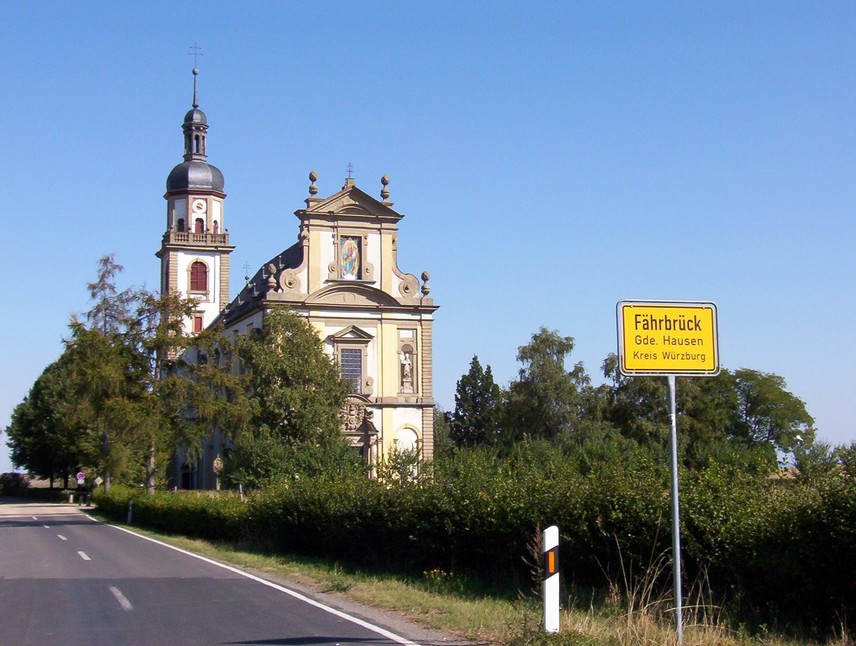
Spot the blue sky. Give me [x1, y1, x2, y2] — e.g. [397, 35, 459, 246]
[2, 2, 854, 472]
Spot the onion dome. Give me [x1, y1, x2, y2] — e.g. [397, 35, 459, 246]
[165, 68, 225, 195]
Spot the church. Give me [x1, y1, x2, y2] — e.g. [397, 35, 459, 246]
[156, 70, 438, 488]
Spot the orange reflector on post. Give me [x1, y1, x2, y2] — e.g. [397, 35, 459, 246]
[544, 546, 559, 577]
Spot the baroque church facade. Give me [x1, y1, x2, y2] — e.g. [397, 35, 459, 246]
[157, 71, 437, 488]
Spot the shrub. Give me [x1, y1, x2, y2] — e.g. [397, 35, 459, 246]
[0, 472, 29, 495]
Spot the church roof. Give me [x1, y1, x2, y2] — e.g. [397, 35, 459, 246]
[216, 241, 303, 327]
[184, 106, 207, 126]
[166, 160, 225, 193]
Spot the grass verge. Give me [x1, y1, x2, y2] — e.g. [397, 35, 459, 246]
[89, 511, 853, 646]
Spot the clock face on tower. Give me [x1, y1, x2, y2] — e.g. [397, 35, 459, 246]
[192, 198, 207, 213]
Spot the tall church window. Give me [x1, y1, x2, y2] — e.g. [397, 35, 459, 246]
[194, 218, 205, 234]
[340, 347, 363, 394]
[177, 218, 186, 232]
[190, 261, 208, 293]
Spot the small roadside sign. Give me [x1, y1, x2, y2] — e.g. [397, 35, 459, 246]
[76, 471, 85, 485]
[617, 300, 720, 376]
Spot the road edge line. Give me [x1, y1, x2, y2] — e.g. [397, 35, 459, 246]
[85, 515, 420, 646]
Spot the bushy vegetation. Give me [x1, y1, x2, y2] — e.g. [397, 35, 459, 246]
[0, 472, 29, 495]
[95, 441, 856, 639]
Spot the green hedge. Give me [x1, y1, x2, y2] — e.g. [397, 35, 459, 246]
[93, 449, 856, 635]
[94, 487, 249, 542]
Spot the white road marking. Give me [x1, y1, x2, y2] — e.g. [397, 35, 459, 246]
[109, 586, 133, 611]
[32, 516, 37, 520]
[90, 516, 421, 646]
[57, 535, 68, 541]
[43, 524, 50, 528]
[77, 551, 91, 561]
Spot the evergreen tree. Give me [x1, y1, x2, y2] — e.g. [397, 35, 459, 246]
[450, 355, 505, 447]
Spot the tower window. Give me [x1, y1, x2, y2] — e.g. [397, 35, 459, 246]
[194, 218, 205, 234]
[190, 261, 208, 293]
[177, 218, 186, 232]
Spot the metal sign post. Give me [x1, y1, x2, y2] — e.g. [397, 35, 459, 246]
[617, 300, 720, 646]
[667, 375, 683, 644]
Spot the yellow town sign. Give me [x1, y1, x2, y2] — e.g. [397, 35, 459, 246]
[617, 301, 720, 376]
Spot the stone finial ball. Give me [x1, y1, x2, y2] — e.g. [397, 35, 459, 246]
[381, 175, 390, 186]
[309, 170, 318, 182]
[421, 271, 430, 282]
[192, 68, 199, 75]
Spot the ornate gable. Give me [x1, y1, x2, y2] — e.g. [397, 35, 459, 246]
[302, 178, 401, 222]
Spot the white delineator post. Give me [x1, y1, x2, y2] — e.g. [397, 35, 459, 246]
[543, 525, 559, 633]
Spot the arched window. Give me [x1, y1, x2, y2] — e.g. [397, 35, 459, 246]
[190, 261, 208, 292]
[176, 218, 186, 232]
[194, 218, 204, 234]
[212, 220, 219, 234]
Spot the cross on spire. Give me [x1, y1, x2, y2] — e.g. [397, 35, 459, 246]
[188, 42, 204, 68]
[188, 43, 204, 108]
[347, 162, 354, 179]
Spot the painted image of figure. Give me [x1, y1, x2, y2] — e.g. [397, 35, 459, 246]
[341, 238, 360, 279]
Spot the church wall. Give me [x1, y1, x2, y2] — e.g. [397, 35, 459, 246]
[380, 234, 394, 294]
[309, 228, 327, 294]
[365, 231, 382, 283]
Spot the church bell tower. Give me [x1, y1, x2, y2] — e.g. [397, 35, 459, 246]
[156, 68, 233, 334]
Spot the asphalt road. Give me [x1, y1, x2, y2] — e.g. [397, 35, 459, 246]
[0, 500, 429, 646]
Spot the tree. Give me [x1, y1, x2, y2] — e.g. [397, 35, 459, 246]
[505, 327, 589, 442]
[601, 353, 670, 446]
[432, 406, 454, 458]
[131, 290, 252, 493]
[599, 354, 811, 471]
[69, 256, 252, 493]
[5, 354, 99, 487]
[450, 355, 505, 447]
[66, 253, 142, 492]
[731, 368, 815, 453]
[64, 321, 146, 492]
[237, 308, 350, 441]
[226, 308, 355, 485]
[9, 254, 253, 493]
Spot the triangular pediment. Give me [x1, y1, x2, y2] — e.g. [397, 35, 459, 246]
[328, 325, 374, 342]
[304, 184, 400, 219]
